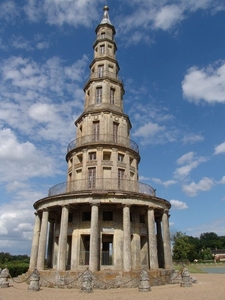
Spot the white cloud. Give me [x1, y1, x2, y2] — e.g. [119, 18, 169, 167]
[154, 5, 184, 30]
[182, 177, 215, 196]
[0, 55, 87, 143]
[174, 152, 207, 178]
[0, 1, 19, 21]
[182, 133, 204, 144]
[214, 141, 225, 155]
[170, 199, 188, 210]
[220, 176, 225, 185]
[152, 177, 177, 187]
[0, 128, 61, 183]
[182, 62, 225, 104]
[186, 218, 225, 237]
[133, 122, 165, 138]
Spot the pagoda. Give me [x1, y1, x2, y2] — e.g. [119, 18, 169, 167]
[29, 6, 172, 284]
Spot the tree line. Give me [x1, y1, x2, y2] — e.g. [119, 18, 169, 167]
[0, 252, 29, 277]
[172, 232, 225, 262]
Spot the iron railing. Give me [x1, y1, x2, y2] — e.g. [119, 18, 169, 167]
[48, 178, 156, 197]
[67, 134, 139, 154]
[93, 33, 115, 44]
[84, 70, 123, 86]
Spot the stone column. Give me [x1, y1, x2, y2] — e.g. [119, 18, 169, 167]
[46, 219, 54, 268]
[37, 209, 49, 270]
[57, 205, 69, 271]
[162, 209, 173, 269]
[156, 217, 164, 268]
[29, 212, 41, 270]
[123, 205, 131, 272]
[147, 207, 158, 269]
[89, 203, 99, 272]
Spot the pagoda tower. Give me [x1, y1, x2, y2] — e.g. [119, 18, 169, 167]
[29, 6, 172, 278]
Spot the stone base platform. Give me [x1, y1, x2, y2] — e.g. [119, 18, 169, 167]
[25, 269, 172, 289]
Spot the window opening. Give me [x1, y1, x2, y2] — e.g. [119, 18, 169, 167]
[89, 152, 96, 161]
[88, 167, 96, 189]
[98, 65, 104, 78]
[113, 122, 118, 143]
[110, 88, 115, 104]
[96, 87, 102, 103]
[93, 121, 100, 141]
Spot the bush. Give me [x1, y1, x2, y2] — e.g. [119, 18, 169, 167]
[0, 261, 29, 277]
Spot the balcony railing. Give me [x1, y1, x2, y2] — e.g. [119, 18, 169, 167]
[67, 134, 139, 154]
[48, 178, 156, 197]
[84, 70, 123, 86]
[93, 33, 115, 44]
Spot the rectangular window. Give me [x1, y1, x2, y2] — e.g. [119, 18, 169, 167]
[93, 121, 100, 141]
[101, 32, 105, 39]
[98, 65, 104, 78]
[113, 122, 118, 143]
[118, 153, 124, 162]
[100, 44, 105, 54]
[118, 168, 124, 189]
[88, 167, 96, 189]
[96, 87, 102, 103]
[140, 214, 145, 224]
[89, 152, 96, 160]
[103, 151, 111, 160]
[110, 88, 115, 104]
[69, 213, 73, 223]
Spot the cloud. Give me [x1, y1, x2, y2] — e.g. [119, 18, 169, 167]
[25, 0, 102, 27]
[214, 141, 225, 155]
[170, 199, 188, 210]
[0, 55, 88, 143]
[182, 177, 215, 196]
[152, 177, 177, 187]
[186, 218, 225, 237]
[174, 152, 207, 178]
[133, 122, 165, 138]
[0, 128, 61, 183]
[182, 133, 204, 144]
[182, 61, 225, 104]
[154, 5, 184, 30]
[0, 1, 19, 21]
[0, 189, 46, 254]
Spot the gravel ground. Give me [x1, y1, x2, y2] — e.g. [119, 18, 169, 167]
[0, 273, 225, 300]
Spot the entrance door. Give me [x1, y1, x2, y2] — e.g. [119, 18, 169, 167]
[101, 235, 113, 265]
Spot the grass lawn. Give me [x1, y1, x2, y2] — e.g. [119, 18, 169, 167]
[173, 264, 206, 273]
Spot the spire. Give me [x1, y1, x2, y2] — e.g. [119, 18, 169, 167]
[100, 6, 112, 25]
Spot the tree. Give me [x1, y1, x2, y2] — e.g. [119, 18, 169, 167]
[200, 232, 223, 249]
[172, 232, 192, 261]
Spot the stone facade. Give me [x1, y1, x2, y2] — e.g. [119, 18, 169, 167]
[29, 6, 172, 277]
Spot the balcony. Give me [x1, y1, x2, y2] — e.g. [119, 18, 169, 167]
[67, 134, 139, 154]
[48, 178, 156, 197]
[84, 70, 123, 87]
[93, 33, 116, 44]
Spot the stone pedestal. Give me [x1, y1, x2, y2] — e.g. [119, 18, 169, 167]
[28, 268, 40, 291]
[0, 267, 10, 288]
[81, 269, 93, 293]
[138, 268, 151, 292]
[180, 267, 192, 287]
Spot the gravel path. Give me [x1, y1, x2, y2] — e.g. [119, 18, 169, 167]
[0, 273, 225, 300]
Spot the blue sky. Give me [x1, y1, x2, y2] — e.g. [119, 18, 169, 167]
[0, 0, 225, 255]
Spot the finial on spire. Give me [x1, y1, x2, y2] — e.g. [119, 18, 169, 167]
[100, 5, 112, 25]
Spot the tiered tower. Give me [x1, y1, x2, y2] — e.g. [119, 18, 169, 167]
[29, 6, 172, 277]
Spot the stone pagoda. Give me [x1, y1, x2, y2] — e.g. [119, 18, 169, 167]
[29, 6, 172, 283]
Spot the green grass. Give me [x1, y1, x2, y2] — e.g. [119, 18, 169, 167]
[173, 265, 206, 274]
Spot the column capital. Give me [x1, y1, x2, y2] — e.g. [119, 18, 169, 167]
[122, 204, 131, 208]
[148, 206, 154, 211]
[90, 202, 100, 207]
